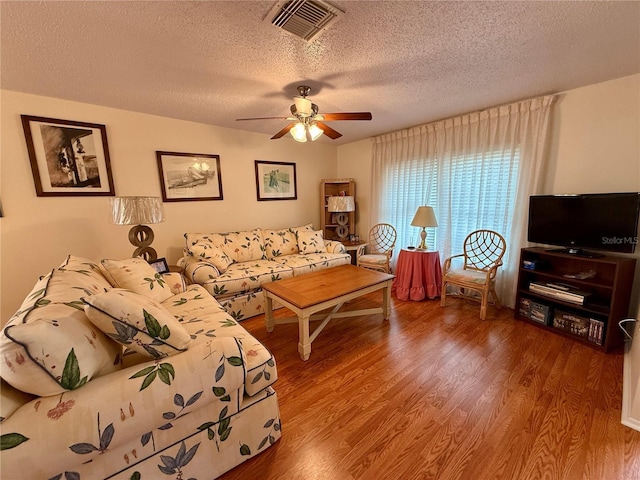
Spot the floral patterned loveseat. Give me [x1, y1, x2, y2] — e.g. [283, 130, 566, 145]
[179, 224, 351, 320]
[0, 255, 281, 480]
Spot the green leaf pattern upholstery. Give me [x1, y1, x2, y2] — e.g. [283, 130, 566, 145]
[83, 289, 192, 359]
[0, 257, 282, 479]
[181, 226, 350, 320]
[0, 256, 122, 396]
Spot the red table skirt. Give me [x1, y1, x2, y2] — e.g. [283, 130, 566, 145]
[392, 249, 442, 301]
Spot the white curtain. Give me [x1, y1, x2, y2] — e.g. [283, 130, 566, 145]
[370, 95, 556, 307]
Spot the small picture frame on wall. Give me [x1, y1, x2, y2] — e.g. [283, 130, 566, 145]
[148, 257, 169, 274]
[156, 151, 223, 202]
[254, 160, 297, 201]
[21, 115, 115, 197]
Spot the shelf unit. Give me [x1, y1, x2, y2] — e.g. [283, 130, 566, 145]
[514, 247, 636, 352]
[320, 178, 356, 241]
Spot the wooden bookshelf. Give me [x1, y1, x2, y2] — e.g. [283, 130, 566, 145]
[320, 178, 356, 241]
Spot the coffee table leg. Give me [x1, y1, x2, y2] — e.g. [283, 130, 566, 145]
[382, 282, 391, 320]
[298, 314, 311, 361]
[265, 294, 275, 333]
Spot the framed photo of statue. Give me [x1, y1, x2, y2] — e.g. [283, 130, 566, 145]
[156, 151, 223, 202]
[254, 160, 297, 201]
[21, 115, 115, 197]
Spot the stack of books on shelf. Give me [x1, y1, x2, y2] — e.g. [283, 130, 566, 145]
[587, 318, 605, 346]
[552, 310, 605, 346]
[528, 281, 592, 305]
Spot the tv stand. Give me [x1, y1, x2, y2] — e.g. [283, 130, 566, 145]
[516, 247, 636, 352]
[547, 248, 604, 259]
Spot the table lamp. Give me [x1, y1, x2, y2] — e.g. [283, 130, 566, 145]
[327, 195, 355, 239]
[110, 196, 165, 261]
[411, 206, 438, 250]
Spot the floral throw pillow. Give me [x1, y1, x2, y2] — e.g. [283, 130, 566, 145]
[297, 230, 327, 254]
[83, 289, 191, 359]
[100, 257, 173, 303]
[187, 244, 233, 273]
[263, 228, 299, 259]
[0, 257, 122, 397]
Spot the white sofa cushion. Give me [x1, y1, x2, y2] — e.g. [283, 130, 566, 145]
[101, 257, 174, 303]
[196, 260, 293, 300]
[263, 228, 299, 259]
[185, 229, 264, 264]
[262, 223, 312, 259]
[272, 252, 351, 276]
[0, 256, 122, 396]
[296, 230, 327, 254]
[161, 285, 278, 396]
[84, 289, 192, 359]
[188, 245, 233, 273]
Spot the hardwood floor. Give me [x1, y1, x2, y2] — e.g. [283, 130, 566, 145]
[220, 294, 640, 480]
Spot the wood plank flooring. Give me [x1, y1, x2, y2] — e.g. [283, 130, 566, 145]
[219, 293, 640, 480]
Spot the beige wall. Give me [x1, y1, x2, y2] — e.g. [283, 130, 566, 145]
[336, 138, 373, 238]
[545, 73, 640, 194]
[1, 91, 337, 322]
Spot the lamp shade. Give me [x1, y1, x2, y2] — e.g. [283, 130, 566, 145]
[411, 206, 438, 227]
[327, 196, 355, 212]
[110, 196, 165, 225]
[290, 122, 307, 143]
[308, 123, 323, 141]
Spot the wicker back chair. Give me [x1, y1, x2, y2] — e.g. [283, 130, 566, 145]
[357, 223, 397, 273]
[440, 229, 506, 320]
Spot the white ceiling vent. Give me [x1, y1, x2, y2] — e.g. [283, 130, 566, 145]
[264, 0, 344, 42]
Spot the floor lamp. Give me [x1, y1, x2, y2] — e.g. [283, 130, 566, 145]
[411, 206, 438, 250]
[110, 196, 165, 261]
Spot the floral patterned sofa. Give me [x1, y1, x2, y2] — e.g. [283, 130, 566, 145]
[0, 255, 281, 480]
[179, 224, 351, 320]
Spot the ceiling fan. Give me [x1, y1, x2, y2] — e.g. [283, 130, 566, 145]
[236, 85, 372, 142]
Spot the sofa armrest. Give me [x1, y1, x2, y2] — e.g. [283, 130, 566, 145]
[324, 240, 346, 254]
[0, 338, 246, 478]
[178, 256, 220, 284]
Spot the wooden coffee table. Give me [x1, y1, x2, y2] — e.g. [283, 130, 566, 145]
[262, 264, 394, 360]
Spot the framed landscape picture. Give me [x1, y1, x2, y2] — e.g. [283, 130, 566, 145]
[156, 151, 223, 202]
[21, 115, 115, 196]
[255, 160, 297, 201]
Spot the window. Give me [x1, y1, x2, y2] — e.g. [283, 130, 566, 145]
[380, 148, 519, 258]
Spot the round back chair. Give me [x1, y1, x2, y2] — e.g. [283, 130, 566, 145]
[440, 229, 506, 320]
[357, 223, 397, 273]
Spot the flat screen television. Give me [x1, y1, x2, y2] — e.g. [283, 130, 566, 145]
[528, 192, 640, 256]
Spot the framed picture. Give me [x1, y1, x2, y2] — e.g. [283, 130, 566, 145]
[254, 160, 297, 201]
[148, 257, 169, 274]
[156, 151, 223, 202]
[21, 115, 115, 196]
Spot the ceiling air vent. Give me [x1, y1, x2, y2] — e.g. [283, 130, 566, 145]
[264, 0, 344, 42]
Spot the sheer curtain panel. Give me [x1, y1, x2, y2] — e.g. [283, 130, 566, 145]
[371, 95, 556, 308]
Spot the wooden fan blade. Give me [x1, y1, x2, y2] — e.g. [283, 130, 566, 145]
[236, 116, 289, 121]
[271, 123, 295, 139]
[316, 122, 342, 139]
[320, 112, 372, 121]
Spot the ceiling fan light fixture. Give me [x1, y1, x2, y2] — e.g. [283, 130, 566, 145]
[308, 123, 323, 141]
[291, 122, 307, 142]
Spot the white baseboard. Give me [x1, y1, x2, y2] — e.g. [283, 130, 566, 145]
[622, 341, 640, 432]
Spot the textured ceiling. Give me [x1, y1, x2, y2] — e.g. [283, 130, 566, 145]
[1, 1, 639, 145]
